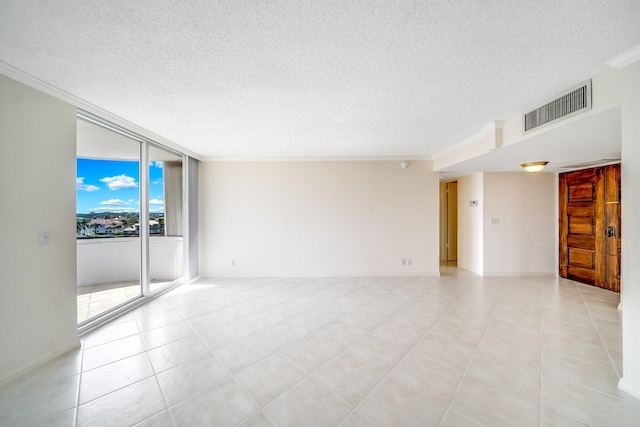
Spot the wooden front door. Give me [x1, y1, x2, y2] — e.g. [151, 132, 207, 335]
[559, 164, 621, 292]
[603, 165, 621, 292]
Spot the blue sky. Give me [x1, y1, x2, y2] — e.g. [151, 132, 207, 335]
[76, 159, 165, 214]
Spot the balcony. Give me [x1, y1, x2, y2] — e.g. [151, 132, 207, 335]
[77, 237, 183, 323]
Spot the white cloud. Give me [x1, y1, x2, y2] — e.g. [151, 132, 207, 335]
[88, 206, 139, 213]
[151, 161, 163, 168]
[152, 178, 163, 185]
[100, 174, 138, 190]
[149, 198, 164, 205]
[100, 199, 127, 206]
[76, 177, 100, 192]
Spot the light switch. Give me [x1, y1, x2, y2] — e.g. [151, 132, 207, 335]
[490, 218, 500, 225]
[40, 230, 50, 244]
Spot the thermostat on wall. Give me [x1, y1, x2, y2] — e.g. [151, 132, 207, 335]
[469, 200, 478, 207]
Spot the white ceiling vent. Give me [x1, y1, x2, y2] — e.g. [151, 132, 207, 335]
[524, 80, 592, 133]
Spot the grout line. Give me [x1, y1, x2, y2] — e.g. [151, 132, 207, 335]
[73, 339, 85, 427]
[226, 278, 362, 423]
[335, 328, 440, 423]
[436, 276, 512, 427]
[226, 279, 426, 425]
[336, 277, 490, 425]
[576, 281, 623, 379]
[239, 301, 389, 411]
[140, 328, 174, 427]
[540, 278, 625, 426]
[14, 274, 630, 426]
[539, 275, 544, 427]
[161, 306, 245, 425]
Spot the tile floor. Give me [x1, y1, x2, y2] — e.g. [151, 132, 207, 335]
[77, 280, 173, 323]
[2, 267, 640, 426]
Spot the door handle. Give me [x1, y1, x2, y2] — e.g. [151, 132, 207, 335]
[607, 226, 616, 237]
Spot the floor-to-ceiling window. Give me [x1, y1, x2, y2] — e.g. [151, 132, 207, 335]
[148, 144, 184, 293]
[76, 111, 186, 327]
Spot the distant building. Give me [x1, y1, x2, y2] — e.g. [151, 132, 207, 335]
[135, 220, 164, 235]
[87, 218, 124, 235]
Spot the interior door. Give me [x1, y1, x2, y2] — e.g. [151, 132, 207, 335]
[559, 165, 621, 292]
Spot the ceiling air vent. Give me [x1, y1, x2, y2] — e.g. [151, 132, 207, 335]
[524, 80, 592, 133]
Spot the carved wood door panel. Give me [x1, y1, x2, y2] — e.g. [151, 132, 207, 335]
[559, 164, 620, 292]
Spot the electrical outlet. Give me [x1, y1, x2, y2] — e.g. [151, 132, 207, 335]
[401, 259, 406, 266]
[408, 259, 412, 266]
[39, 230, 50, 244]
[231, 260, 235, 266]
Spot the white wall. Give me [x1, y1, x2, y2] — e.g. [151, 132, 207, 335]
[457, 173, 484, 275]
[0, 74, 79, 385]
[483, 172, 556, 275]
[77, 238, 183, 286]
[456, 172, 556, 276]
[619, 59, 640, 399]
[199, 160, 440, 277]
[439, 182, 447, 261]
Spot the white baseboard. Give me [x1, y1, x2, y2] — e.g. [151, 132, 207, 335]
[482, 271, 557, 277]
[456, 266, 483, 276]
[199, 271, 442, 278]
[0, 339, 81, 389]
[618, 377, 640, 400]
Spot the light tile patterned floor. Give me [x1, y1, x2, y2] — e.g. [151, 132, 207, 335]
[77, 280, 173, 323]
[2, 268, 640, 426]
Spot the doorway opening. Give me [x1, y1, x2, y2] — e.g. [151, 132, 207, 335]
[440, 181, 458, 273]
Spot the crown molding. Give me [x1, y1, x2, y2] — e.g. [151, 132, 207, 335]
[606, 44, 640, 69]
[0, 61, 202, 161]
[202, 155, 433, 162]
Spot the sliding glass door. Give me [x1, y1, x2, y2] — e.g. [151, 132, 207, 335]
[148, 145, 184, 293]
[76, 117, 142, 323]
[76, 112, 186, 326]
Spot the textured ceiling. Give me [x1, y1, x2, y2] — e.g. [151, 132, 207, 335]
[1, 1, 639, 159]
